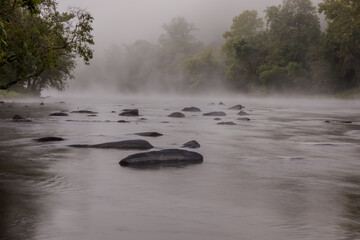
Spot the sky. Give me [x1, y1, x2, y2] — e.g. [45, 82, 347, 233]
[57, 0, 291, 52]
[55, 0, 323, 89]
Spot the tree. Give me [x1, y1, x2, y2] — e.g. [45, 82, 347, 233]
[319, 0, 360, 90]
[259, 0, 321, 91]
[222, 10, 265, 90]
[0, 0, 94, 93]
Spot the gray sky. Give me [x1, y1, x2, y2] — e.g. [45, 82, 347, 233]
[57, 0, 291, 52]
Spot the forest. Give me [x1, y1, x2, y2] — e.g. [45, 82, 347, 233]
[0, 0, 359, 96]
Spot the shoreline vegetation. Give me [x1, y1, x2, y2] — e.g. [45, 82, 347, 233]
[1, 0, 359, 97]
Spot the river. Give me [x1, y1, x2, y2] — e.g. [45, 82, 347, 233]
[0, 95, 359, 240]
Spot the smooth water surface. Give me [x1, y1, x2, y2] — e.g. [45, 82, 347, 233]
[0, 96, 359, 240]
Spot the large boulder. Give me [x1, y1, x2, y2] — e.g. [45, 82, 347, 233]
[119, 109, 139, 116]
[182, 107, 201, 112]
[119, 149, 203, 167]
[69, 139, 153, 150]
[203, 111, 226, 116]
[168, 112, 185, 118]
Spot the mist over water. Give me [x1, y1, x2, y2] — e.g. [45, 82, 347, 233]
[1, 94, 360, 239]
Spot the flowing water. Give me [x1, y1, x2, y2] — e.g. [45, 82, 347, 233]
[0, 95, 359, 240]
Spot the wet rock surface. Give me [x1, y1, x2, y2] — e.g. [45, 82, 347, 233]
[238, 111, 249, 116]
[168, 112, 185, 118]
[229, 104, 244, 110]
[69, 139, 153, 150]
[50, 112, 69, 116]
[119, 109, 139, 116]
[71, 110, 98, 114]
[35, 137, 65, 142]
[119, 149, 203, 167]
[134, 132, 163, 137]
[182, 107, 201, 112]
[203, 111, 226, 116]
[217, 122, 237, 125]
[182, 140, 200, 148]
[12, 114, 32, 122]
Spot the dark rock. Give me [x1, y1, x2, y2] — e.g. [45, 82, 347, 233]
[119, 149, 203, 167]
[59, 101, 66, 104]
[119, 109, 139, 116]
[12, 114, 32, 122]
[208, 102, 215, 105]
[0, 101, 5, 104]
[111, 111, 116, 113]
[182, 107, 201, 112]
[238, 117, 250, 121]
[135, 132, 163, 137]
[71, 110, 98, 114]
[50, 112, 68, 116]
[182, 140, 200, 148]
[203, 111, 226, 116]
[217, 122, 237, 125]
[325, 120, 352, 124]
[117, 120, 129, 123]
[160, 121, 170, 123]
[87, 114, 97, 117]
[238, 111, 249, 116]
[229, 104, 244, 110]
[12, 114, 25, 120]
[168, 112, 185, 118]
[140, 118, 147, 120]
[40, 102, 44, 105]
[35, 137, 65, 142]
[214, 118, 221, 121]
[69, 139, 153, 150]
[219, 102, 225, 105]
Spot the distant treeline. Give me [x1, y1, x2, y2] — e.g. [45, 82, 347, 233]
[96, 0, 358, 95]
[1, 0, 360, 95]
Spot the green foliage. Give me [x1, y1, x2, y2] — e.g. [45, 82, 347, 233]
[182, 49, 224, 90]
[319, 0, 360, 90]
[0, 0, 94, 93]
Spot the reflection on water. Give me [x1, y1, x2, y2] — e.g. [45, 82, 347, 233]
[0, 96, 359, 240]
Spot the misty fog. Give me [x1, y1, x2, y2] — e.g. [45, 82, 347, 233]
[56, 0, 324, 94]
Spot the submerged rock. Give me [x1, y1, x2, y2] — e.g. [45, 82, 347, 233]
[217, 122, 237, 125]
[214, 118, 221, 121]
[119, 109, 139, 116]
[325, 120, 352, 124]
[168, 112, 185, 118]
[12, 114, 32, 122]
[71, 110, 98, 114]
[87, 114, 97, 117]
[35, 137, 65, 142]
[182, 140, 200, 148]
[117, 120, 129, 123]
[238, 117, 250, 121]
[238, 111, 249, 116]
[203, 111, 226, 116]
[182, 107, 201, 112]
[134, 132, 163, 137]
[0, 101, 5, 104]
[50, 112, 68, 116]
[69, 139, 153, 150]
[219, 102, 225, 105]
[119, 149, 203, 167]
[229, 104, 244, 110]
